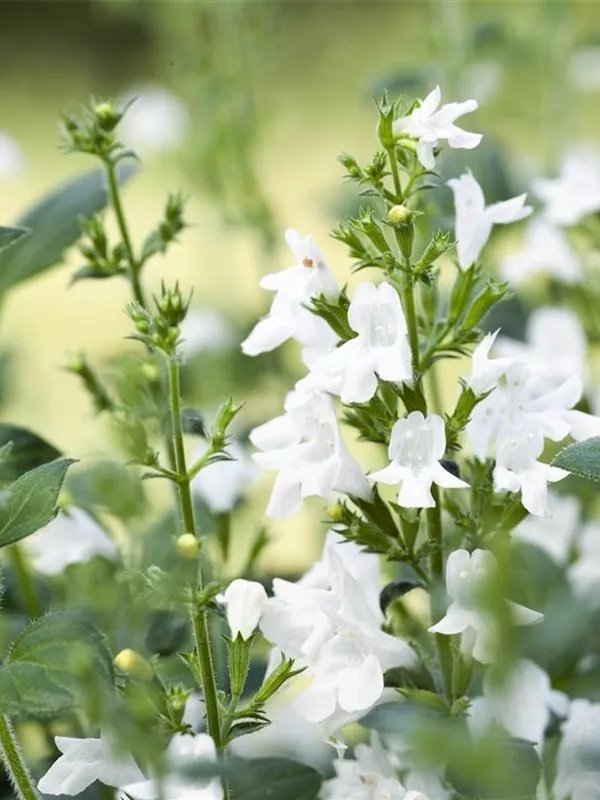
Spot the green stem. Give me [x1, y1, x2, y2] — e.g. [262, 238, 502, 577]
[167, 358, 223, 751]
[385, 146, 403, 200]
[103, 158, 146, 307]
[401, 278, 420, 376]
[0, 716, 38, 800]
[8, 546, 40, 619]
[426, 485, 453, 701]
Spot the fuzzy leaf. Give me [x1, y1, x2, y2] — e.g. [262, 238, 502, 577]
[0, 458, 76, 547]
[0, 164, 136, 294]
[0, 424, 62, 482]
[0, 612, 113, 719]
[552, 438, 600, 482]
[229, 758, 321, 800]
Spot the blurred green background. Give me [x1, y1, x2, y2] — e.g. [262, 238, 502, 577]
[0, 0, 599, 571]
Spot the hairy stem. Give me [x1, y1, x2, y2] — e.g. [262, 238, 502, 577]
[401, 278, 420, 376]
[0, 716, 38, 800]
[103, 158, 146, 307]
[167, 358, 223, 750]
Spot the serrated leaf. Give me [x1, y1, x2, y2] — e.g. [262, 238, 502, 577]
[0, 612, 113, 719]
[0, 163, 136, 294]
[229, 758, 321, 800]
[0, 458, 76, 547]
[0, 424, 62, 482]
[552, 437, 600, 482]
[0, 225, 29, 254]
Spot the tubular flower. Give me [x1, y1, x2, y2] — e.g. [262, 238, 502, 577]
[448, 171, 531, 269]
[250, 390, 370, 518]
[429, 549, 543, 663]
[305, 281, 412, 403]
[241, 228, 338, 358]
[221, 578, 268, 640]
[392, 86, 481, 169]
[368, 411, 468, 508]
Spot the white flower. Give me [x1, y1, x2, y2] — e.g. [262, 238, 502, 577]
[241, 228, 338, 357]
[250, 390, 370, 518]
[38, 732, 144, 796]
[447, 171, 532, 269]
[468, 659, 567, 745]
[369, 411, 468, 508]
[493, 424, 567, 517]
[221, 579, 268, 639]
[499, 218, 581, 285]
[306, 282, 412, 403]
[496, 308, 587, 387]
[533, 147, 600, 226]
[392, 86, 481, 170]
[554, 700, 600, 800]
[259, 533, 416, 726]
[118, 85, 189, 154]
[24, 507, 117, 576]
[191, 442, 255, 514]
[179, 309, 235, 360]
[513, 492, 580, 563]
[231, 684, 332, 772]
[121, 733, 221, 800]
[0, 132, 25, 180]
[429, 549, 542, 663]
[320, 736, 427, 800]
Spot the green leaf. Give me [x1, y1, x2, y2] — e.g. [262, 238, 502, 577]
[0, 226, 30, 254]
[0, 612, 113, 719]
[0, 424, 62, 482]
[229, 758, 321, 800]
[552, 437, 600, 482]
[0, 163, 136, 294]
[0, 458, 76, 547]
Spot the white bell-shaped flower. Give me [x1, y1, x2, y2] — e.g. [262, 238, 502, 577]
[241, 228, 338, 357]
[392, 86, 482, 170]
[554, 700, 600, 800]
[448, 171, 532, 269]
[221, 579, 268, 640]
[321, 735, 428, 800]
[307, 281, 412, 403]
[24, 507, 117, 576]
[259, 533, 416, 726]
[38, 731, 144, 796]
[468, 659, 568, 745]
[533, 147, 600, 226]
[368, 411, 468, 508]
[493, 425, 567, 517]
[499, 218, 581, 285]
[120, 733, 221, 800]
[429, 549, 542, 663]
[250, 390, 370, 518]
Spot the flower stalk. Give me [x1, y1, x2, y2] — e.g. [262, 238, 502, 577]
[0, 716, 38, 800]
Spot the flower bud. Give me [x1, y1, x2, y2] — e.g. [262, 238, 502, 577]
[176, 533, 200, 559]
[114, 648, 154, 681]
[93, 101, 121, 131]
[222, 579, 268, 640]
[326, 502, 344, 522]
[388, 205, 411, 225]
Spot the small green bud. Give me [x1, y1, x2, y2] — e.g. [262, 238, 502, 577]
[388, 205, 415, 262]
[114, 648, 154, 681]
[176, 533, 200, 559]
[326, 502, 344, 522]
[141, 362, 159, 381]
[376, 92, 395, 149]
[93, 101, 121, 131]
